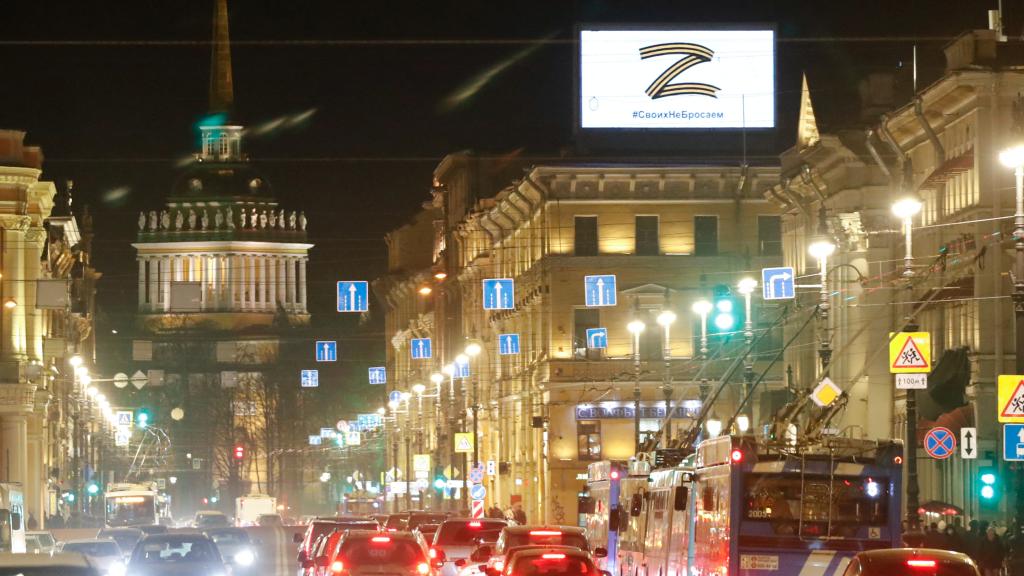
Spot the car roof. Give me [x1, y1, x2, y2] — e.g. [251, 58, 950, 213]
[141, 533, 213, 543]
[858, 548, 975, 563]
[441, 518, 507, 524]
[26, 531, 53, 536]
[0, 552, 95, 567]
[99, 527, 143, 534]
[503, 526, 585, 535]
[195, 510, 226, 515]
[64, 539, 121, 545]
[204, 527, 247, 534]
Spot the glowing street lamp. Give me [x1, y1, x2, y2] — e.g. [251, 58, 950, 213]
[892, 197, 922, 278]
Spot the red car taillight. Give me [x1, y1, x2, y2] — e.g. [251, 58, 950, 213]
[428, 548, 438, 559]
[371, 536, 392, 543]
[331, 560, 345, 573]
[541, 554, 566, 560]
[907, 559, 937, 569]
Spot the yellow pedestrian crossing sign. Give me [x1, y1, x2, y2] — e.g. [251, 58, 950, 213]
[889, 332, 931, 374]
[998, 375, 1024, 423]
[454, 433, 475, 454]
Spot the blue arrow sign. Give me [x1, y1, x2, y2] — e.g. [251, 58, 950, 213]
[455, 359, 470, 379]
[300, 369, 319, 388]
[368, 367, 387, 385]
[315, 341, 337, 362]
[1004, 424, 1024, 461]
[584, 275, 617, 307]
[470, 483, 487, 500]
[482, 278, 515, 310]
[410, 338, 432, 359]
[499, 333, 521, 355]
[388, 390, 403, 404]
[336, 281, 369, 313]
[761, 267, 795, 300]
[586, 327, 609, 350]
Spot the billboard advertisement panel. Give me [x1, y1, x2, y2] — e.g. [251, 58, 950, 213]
[579, 28, 775, 129]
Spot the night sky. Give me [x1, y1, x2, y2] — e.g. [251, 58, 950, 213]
[0, 0, 1010, 370]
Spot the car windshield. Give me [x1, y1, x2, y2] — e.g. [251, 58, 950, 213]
[196, 514, 228, 527]
[860, 557, 978, 576]
[436, 521, 507, 545]
[506, 532, 588, 551]
[0, 569, 97, 576]
[339, 538, 424, 565]
[408, 514, 447, 529]
[63, 541, 122, 557]
[207, 530, 249, 545]
[133, 537, 218, 563]
[98, 531, 141, 553]
[513, 555, 595, 576]
[385, 515, 406, 530]
[29, 534, 54, 547]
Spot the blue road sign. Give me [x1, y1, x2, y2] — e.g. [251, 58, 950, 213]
[388, 390, 403, 404]
[584, 275, 617, 307]
[455, 359, 470, 379]
[337, 281, 369, 313]
[316, 341, 337, 362]
[499, 333, 521, 355]
[410, 338, 433, 359]
[586, 327, 609, 350]
[482, 278, 515, 310]
[309, 435, 322, 446]
[368, 367, 387, 385]
[470, 483, 487, 500]
[300, 369, 319, 388]
[1004, 424, 1024, 461]
[923, 427, 955, 460]
[761, 267, 795, 300]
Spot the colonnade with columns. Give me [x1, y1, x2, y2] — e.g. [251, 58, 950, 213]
[137, 252, 307, 313]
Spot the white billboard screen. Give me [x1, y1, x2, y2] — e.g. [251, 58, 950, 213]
[579, 29, 775, 129]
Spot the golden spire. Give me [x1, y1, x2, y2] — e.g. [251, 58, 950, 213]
[209, 0, 234, 114]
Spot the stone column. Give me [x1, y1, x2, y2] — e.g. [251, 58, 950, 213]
[200, 255, 207, 310]
[248, 255, 257, 310]
[161, 256, 171, 312]
[137, 259, 146, 310]
[1, 414, 28, 492]
[26, 410, 43, 530]
[11, 229, 25, 356]
[147, 257, 158, 311]
[268, 256, 278, 310]
[277, 257, 287, 308]
[238, 254, 247, 310]
[25, 231, 43, 360]
[299, 258, 307, 312]
[259, 257, 268, 310]
[227, 255, 236, 309]
[286, 257, 297, 310]
[0, 229, 12, 358]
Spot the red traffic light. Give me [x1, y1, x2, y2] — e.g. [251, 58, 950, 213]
[233, 444, 245, 460]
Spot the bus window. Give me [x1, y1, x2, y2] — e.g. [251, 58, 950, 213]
[702, 487, 715, 511]
[673, 487, 688, 511]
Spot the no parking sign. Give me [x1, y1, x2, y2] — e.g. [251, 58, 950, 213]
[923, 427, 956, 460]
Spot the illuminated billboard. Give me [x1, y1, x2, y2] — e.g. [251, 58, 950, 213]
[579, 28, 775, 129]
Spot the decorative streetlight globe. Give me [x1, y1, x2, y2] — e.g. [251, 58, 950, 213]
[430, 373, 444, 384]
[692, 300, 712, 316]
[412, 383, 426, 395]
[69, 355, 83, 369]
[737, 277, 758, 295]
[627, 319, 646, 335]
[656, 310, 676, 327]
[706, 414, 724, 438]
[999, 144, 1024, 169]
[171, 407, 185, 421]
[891, 197, 922, 219]
[465, 342, 482, 357]
[808, 237, 836, 260]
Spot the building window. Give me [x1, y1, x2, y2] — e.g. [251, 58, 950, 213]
[575, 216, 598, 256]
[635, 216, 659, 256]
[694, 216, 718, 256]
[573, 308, 601, 359]
[639, 419, 660, 449]
[577, 420, 601, 461]
[638, 320, 662, 361]
[758, 216, 782, 256]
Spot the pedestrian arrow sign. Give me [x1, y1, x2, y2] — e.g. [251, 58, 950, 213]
[482, 279, 515, 310]
[961, 427, 977, 459]
[584, 275, 617, 307]
[889, 332, 931, 374]
[336, 281, 369, 313]
[499, 333, 520, 355]
[998, 375, 1024, 423]
[410, 338, 432, 360]
[761, 266, 795, 300]
[1004, 424, 1024, 461]
[316, 341, 337, 362]
[368, 367, 387, 385]
[586, 327, 608, 350]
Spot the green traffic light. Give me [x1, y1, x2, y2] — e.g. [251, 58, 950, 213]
[433, 477, 447, 490]
[981, 485, 995, 499]
[86, 483, 99, 495]
[981, 473, 996, 485]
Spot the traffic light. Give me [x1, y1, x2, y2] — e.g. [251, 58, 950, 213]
[86, 482, 100, 496]
[433, 474, 447, 491]
[710, 284, 738, 334]
[136, 409, 150, 428]
[979, 467, 999, 504]
[62, 490, 76, 503]
[233, 444, 245, 460]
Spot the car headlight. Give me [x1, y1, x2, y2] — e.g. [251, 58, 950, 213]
[235, 548, 256, 566]
[107, 562, 127, 576]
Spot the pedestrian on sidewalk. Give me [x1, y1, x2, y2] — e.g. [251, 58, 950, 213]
[978, 526, 1005, 576]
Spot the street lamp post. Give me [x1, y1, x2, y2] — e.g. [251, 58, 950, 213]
[465, 342, 482, 473]
[442, 363, 457, 512]
[737, 277, 758, 428]
[656, 310, 676, 445]
[808, 234, 837, 372]
[892, 195, 922, 531]
[1001, 144, 1024, 532]
[692, 300, 712, 406]
[627, 319, 646, 454]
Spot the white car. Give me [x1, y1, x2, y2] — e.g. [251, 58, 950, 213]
[25, 531, 56, 554]
[58, 539, 127, 576]
[430, 519, 507, 576]
[0, 551, 104, 575]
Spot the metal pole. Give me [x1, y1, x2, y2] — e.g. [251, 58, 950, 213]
[405, 431, 412, 511]
[448, 374, 457, 513]
[699, 312, 710, 406]
[472, 377, 479, 473]
[743, 291, 755, 414]
[633, 331, 642, 454]
[1013, 165, 1024, 528]
[901, 212, 920, 531]
[818, 254, 832, 371]
[661, 322, 672, 445]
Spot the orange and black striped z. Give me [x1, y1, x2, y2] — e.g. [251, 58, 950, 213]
[639, 42, 720, 99]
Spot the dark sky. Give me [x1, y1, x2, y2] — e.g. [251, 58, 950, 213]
[0, 0, 1008, 361]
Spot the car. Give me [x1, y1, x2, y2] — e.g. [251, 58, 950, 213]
[125, 533, 228, 576]
[0, 551, 104, 575]
[301, 519, 384, 576]
[58, 539, 127, 576]
[257, 513, 283, 527]
[430, 518, 508, 576]
[504, 549, 601, 576]
[841, 548, 981, 576]
[25, 531, 56, 554]
[296, 520, 349, 575]
[204, 527, 258, 573]
[472, 526, 602, 576]
[136, 525, 168, 536]
[193, 510, 230, 529]
[96, 527, 145, 560]
[479, 545, 578, 576]
[384, 513, 408, 532]
[416, 524, 440, 543]
[327, 530, 433, 576]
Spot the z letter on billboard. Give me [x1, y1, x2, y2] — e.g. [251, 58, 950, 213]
[579, 28, 775, 130]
